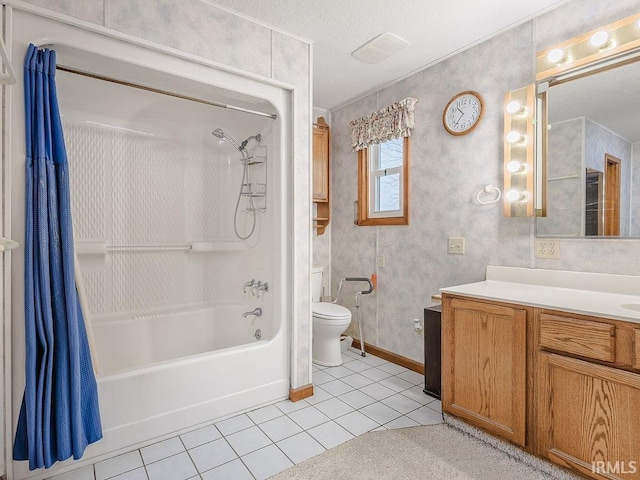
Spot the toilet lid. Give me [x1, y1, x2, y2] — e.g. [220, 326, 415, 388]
[312, 302, 351, 320]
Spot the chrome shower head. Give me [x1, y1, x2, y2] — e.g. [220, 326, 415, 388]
[212, 128, 242, 151]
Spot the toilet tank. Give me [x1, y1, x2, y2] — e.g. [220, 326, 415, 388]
[312, 266, 324, 302]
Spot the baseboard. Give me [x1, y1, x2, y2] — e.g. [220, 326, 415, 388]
[351, 339, 424, 375]
[289, 383, 313, 402]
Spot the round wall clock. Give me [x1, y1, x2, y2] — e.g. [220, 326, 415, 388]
[442, 91, 485, 136]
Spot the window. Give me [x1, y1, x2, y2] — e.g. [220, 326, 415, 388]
[357, 137, 409, 225]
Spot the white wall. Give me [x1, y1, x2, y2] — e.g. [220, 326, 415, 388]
[330, 0, 640, 362]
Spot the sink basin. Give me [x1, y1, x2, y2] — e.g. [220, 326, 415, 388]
[620, 304, 640, 312]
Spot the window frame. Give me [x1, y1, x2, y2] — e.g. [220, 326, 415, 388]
[357, 136, 410, 226]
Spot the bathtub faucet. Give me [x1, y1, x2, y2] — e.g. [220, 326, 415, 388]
[243, 279, 256, 294]
[242, 307, 262, 318]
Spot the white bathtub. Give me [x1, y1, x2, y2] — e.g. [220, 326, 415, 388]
[9, 11, 291, 480]
[93, 304, 274, 375]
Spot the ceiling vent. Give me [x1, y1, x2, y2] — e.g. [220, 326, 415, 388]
[351, 32, 410, 64]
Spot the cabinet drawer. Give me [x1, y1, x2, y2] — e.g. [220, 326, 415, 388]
[539, 313, 615, 362]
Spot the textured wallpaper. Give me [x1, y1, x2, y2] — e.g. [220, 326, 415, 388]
[330, 0, 640, 362]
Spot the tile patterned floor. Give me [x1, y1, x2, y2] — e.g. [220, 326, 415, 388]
[48, 348, 442, 480]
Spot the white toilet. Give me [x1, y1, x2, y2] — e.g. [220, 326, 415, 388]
[312, 266, 352, 366]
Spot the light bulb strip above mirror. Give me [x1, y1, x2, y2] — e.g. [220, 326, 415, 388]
[536, 12, 640, 82]
[503, 84, 537, 217]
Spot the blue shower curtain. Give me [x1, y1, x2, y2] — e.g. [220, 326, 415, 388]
[13, 44, 102, 470]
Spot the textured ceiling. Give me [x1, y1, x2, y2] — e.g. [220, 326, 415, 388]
[213, 0, 569, 110]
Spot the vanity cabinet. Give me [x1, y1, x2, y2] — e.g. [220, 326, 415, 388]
[442, 296, 528, 447]
[442, 293, 640, 479]
[313, 118, 330, 235]
[537, 353, 640, 479]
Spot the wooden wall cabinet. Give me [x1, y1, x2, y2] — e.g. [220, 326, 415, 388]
[442, 296, 527, 447]
[313, 118, 330, 235]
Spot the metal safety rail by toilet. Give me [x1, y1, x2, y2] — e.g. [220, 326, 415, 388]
[332, 277, 374, 357]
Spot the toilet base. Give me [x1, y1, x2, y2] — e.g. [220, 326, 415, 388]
[312, 333, 345, 367]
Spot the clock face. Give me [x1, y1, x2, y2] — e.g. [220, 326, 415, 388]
[443, 91, 485, 135]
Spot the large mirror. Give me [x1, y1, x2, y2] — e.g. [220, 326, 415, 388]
[536, 59, 640, 237]
[534, 12, 640, 238]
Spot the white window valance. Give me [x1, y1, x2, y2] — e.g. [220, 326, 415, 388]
[350, 97, 418, 151]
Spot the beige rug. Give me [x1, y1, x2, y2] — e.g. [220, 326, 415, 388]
[272, 424, 563, 479]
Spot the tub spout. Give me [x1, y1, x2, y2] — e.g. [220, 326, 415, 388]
[242, 307, 262, 318]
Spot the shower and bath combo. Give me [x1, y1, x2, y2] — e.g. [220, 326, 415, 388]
[212, 128, 266, 240]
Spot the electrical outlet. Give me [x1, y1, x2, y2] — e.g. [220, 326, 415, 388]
[448, 237, 465, 254]
[536, 239, 560, 259]
[376, 254, 385, 268]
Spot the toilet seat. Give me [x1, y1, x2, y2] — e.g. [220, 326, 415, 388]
[312, 302, 351, 320]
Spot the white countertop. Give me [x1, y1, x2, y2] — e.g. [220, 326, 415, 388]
[440, 266, 640, 324]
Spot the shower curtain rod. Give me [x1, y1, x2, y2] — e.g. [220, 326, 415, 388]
[55, 64, 278, 120]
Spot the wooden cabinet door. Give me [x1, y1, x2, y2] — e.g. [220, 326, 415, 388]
[537, 353, 640, 479]
[312, 126, 329, 202]
[442, 297, 527, 446]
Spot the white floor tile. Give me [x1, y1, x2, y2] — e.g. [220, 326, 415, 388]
[341, 373, 374, 389]
[311, 370, 334, 385]
[275, 399, 310, 414]
[344, 348, 363, 359]
[378, 376, 414, 393]
[259, 415, 303, 442]
[359, 382, 396, 401]
[48, 465, 95, 480]
[320, 379, 354, 396]
[396, 370, 425, 385]
[188, 438, 237, 473]
[313, 397, 354, 419]
[307, 421, 354, 450]
[384, 416, 420, 429]
[145, 452, 197, 480]
[359, 368, 393, 382]
[324, 365, 355, 379]
[359, 402, 402, 424]
[334, 411, 379, 436]
[312, 361, 328, 369]
[215, 414, 254, 436]
[276, 432, 326, 464]
[428, 399, 442, 413]
[140, 437, 184, 465]
[406, 406, 444, 425]
[180, 425, 222, 449]
[200, 459, 253, 480]
[371, 425, 387, 431]
[306, 386, 334, 405]
[400, 385, 434, 405]
[96, 451, 143, 480]
[247, 404, 283, 424]
[359, 354, 388, 366]
[242, 445, 294, 480]
[377, 363, 409, 375]
[287, 406, 331, 430]
[342, 359, 371, 373]
[381, 393, 423, 414]
[337, 390, 376, 409]
[225, 426, 272, 456]
[111, 468, 148, 480]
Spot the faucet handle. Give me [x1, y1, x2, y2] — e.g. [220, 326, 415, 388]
[243, 279, 256, 294]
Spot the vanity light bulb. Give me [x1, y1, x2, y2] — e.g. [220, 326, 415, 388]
[506, 101, 524, 115]
[547, 48, 566, 64]
[505, 189, 522, 202]
[506, 130, 524, 144]
[590, 30, 610, 49]
[506, 160, 523, 173]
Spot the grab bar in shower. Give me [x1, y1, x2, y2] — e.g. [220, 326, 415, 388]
[75, 241, 250, 255]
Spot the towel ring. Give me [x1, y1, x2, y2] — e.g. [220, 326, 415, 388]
[476, 185, 501, 205]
